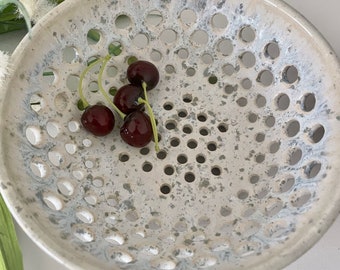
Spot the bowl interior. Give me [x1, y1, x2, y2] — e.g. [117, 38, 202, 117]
[1, 0, 340, 269]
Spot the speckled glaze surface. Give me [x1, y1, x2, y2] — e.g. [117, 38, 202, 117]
[1, 0, 340, 269]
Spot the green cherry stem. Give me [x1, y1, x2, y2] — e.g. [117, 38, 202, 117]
[138, 97, 159, 152]
[78, 57, 104, 109]
[142, 81, 149, 104]
[98, 55, 126, 120]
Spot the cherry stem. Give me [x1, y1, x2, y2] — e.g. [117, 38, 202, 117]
[138, 97, 160, 152]
[98, 55, 126, 119]
[142, 81, 149, 104]
[78, 57, 103, 109]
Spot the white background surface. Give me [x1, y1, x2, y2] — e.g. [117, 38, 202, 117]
[1, 0, 340, 269]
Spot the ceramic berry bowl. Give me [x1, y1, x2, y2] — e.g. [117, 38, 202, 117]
[1, 0, 340, 269]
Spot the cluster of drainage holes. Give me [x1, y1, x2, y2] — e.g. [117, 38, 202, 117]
[118, 151, 221, 195]
[106, 7, 298, 86]
[164, 97, 229, 134]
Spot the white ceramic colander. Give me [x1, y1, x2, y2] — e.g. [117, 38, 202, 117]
[1, 0, 340, 269]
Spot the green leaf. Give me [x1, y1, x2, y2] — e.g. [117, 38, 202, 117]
[0, 20, 26, 34]
[0, 3, 18, 20]
[0, 3, 26, 33]
[109, 86, 118, 96]
[43, 71, 54, 76]
[0, 1, 31, 34]
[0, 194, 23, 270]
[87, 29, 100, 43]
[0, 12, 18, 21]
[127, 56, 138, 65]
[0, 1, 65, 35]
[108, 42, 122, 56]
[77, 99, 86, 111]
[48, 0, 65, 4]
[87, 57, 100, 66]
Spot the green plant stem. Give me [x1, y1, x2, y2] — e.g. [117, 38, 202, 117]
[78, 57, 103, 109]
[98, 55, 126, 119]
[138, 97, 159, 152]
[141, 81, 149, 104]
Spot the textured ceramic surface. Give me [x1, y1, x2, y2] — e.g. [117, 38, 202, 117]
[1, 0, 340, 269]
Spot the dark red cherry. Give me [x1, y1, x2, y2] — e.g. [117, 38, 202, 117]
[127, 60, 159, 90]
[81, 104, 115, 136]
[120, 111, 153, 147]
[113, 84, 144, 114]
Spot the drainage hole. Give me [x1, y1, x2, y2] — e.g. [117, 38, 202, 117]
[255, 133, 265, 143]
[236, 97, 248, 107]
[163, 102, 174, 110]
[178, 109, 188, 118]
[157, 150, 167, 160]
[196, 154, 206, 164]
[142, 162, 153, 172]
[301, 93, 316, 112]
[217, 123, 228, 133]
[140, 147, 150, 155]
[197, 113, 207, 122]
[276, 93, 290, 111]
[257, 70, 274, 86]
[182, 124, 193, 134]
[255, 153, 265, 163]
[264, 42, 280, 59]
[207, 142, 217, 151]
[183, 94, 193, 103]
[164, 165, 175, 176]
[208, 75, 218, 84]
[256, 94, 267, 108]
[240, 25, 256, 43]
[177, 154, 188, 164]
[224, 84, 237, 94]
[283, 65, 299, 84]
[166, 120, 177, 130]
[269, 141, 281, 154]
[119, 153, 130, 162]
[187, 139, 198, 149]
[211, 166, 222, 176]
[186, 67, 196, 76]
[237, 189, 249, 200]
[265, 115, 276, 128]
[184, 172, 196, 183]
[288, 148, 303, 166]
[199, 127, 209, 136]
[286, 120, 300, 137]
[304, 161, 322, 179]
[248, 113, 258, 123]
[241, 78, 252, 90]
[309, 124, 325, 144]
[249, 174, 260, 184]
[160, 184, 171, 194]
[170, 137, 180, 147]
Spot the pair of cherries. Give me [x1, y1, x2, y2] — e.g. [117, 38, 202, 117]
[81, 60, 160, 150]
